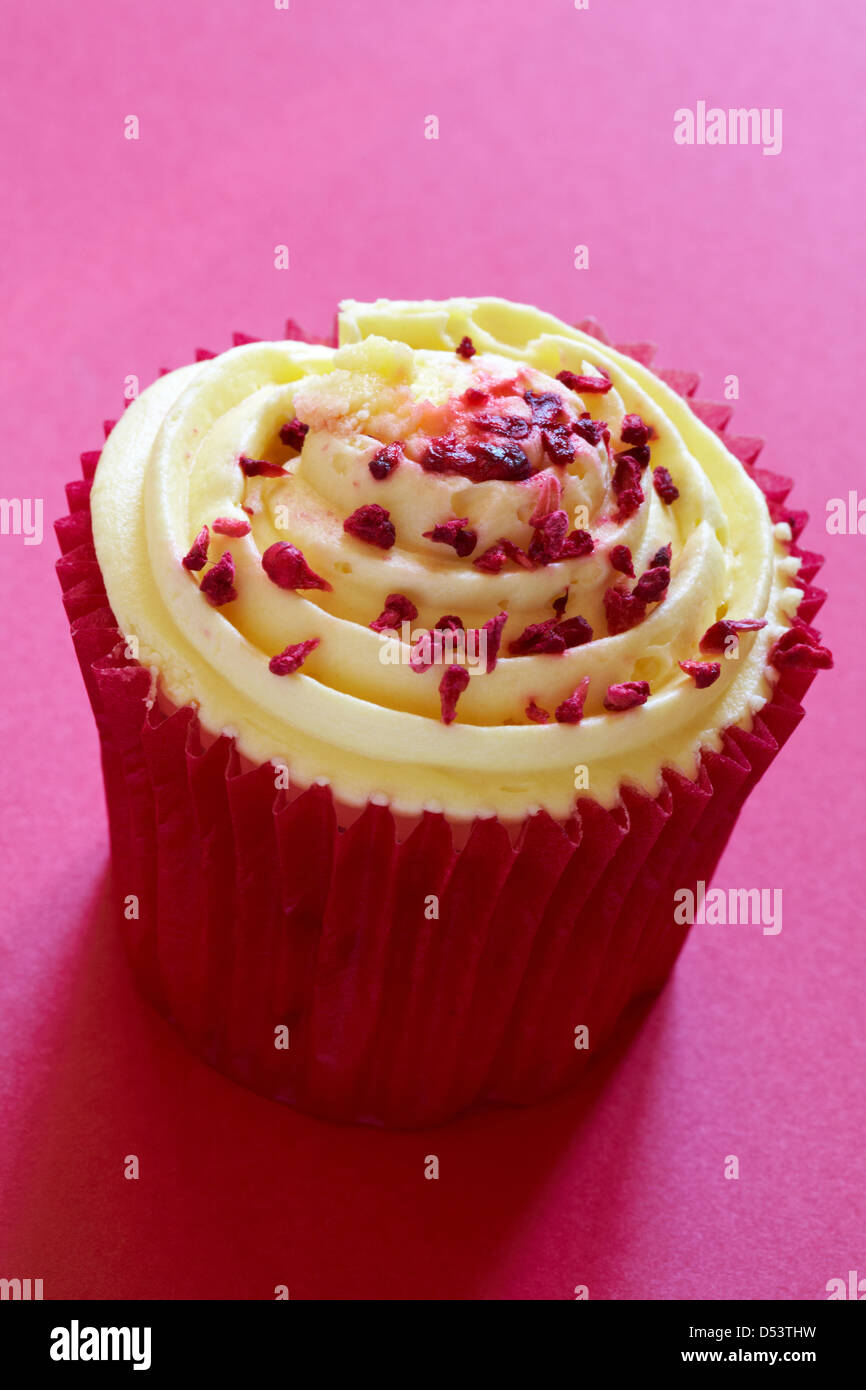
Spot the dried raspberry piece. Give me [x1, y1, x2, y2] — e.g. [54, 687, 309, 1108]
[769, 627, 833, 670]
[604, 586, 647, 635]
[468, 438, 533, 482]
[409, 633, 434, 673]
[463, 386, 488, 406]
[509, 619, 566, 656]
[610, 544, 634, 577]
[572, 414, 610, 447]
[527, 471, 563, 526]
[614, 444, 651, 469]
[423, 517, 478, 557]
[613, 453, 642, 493]
[615, 487, 643, 522]
[200, 552, 237, 607]
[561, 528, 594, 559]
[528, 509, 569, 565]
[370, 593, 419, 633]
[524, 391, 563, 427]
[699, 618, 767, 653]
[614, 486, 642, 522]
[679, 659, 721, 688]
[555, 675, 590, 725]
[620, 413, 650, 446]
[472, 413, 533, 440]
[262, 541, 332, 591]
[435, 615, 464, 632]
[279, 418, 309, 451]
[268, 638, 320, 675]
[557, 615, 593, 648]
[439, 665, 470, 723]
[541, 424, 577, 465]
[653, 467, 680, 503]
[239, 454, 287, 478]
[556, 368, 613, 394]
[182, 525, 210, 571]
[503, 538, 535, 569]
[369, 442, 403, 480]
[472, 543, 508, 574]
[633, 564, 670, 604]
[552, 587, 569, 618]
[456, 336, 476, 359]
[649, 543, 672, 568]
[603, 680, 650, 711]
[212, 516, 251, 537]
[612, 454, 645, 521]
[343, 504, 397, 549]
[526, 700, 551, 723]
[422, 434, 477, 475]
[482, 610, 508, 672]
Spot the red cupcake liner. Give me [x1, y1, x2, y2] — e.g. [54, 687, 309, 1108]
[56, 323, 829, 1127]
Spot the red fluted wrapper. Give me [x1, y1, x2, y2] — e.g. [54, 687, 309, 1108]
[55, 326, 829, 1127]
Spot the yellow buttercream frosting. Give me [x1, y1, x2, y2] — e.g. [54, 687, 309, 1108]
[90, 297, 803, 821]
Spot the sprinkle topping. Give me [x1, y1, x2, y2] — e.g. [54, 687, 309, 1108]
[561, 529, 594, 559]
[573, 415, 609, 447]
[439, 665, 470, 723]
[240, 454, 287, 478]
[612, 454, 645, 521]
[423, 517, 478, 557]
[279, 418, 309, 451]
[200, 552, 237, 607]
[603, 680, 650, 711]
[463, 386, 488, 405]
[679, 660, 721, 688]
[509, 619, 566, 656]
[482, 611, 508, 672]
[621, 414, 651, 446]
[526, 700, 550, 723]
[269, 638, 319, 675]
[213, 516, 251, 537]
[700, 618, 767, 653]
[653, 466, 680, 503]
[610, 544, 634, 577]
[369, 442, 403, 480]
[263, 542, 333, 591]
[528, 510, 569, 565]
[370, 593, 418, 633]
[182, 526, 210, 571]
[556, 367, 613, 394]
[557, 615, 593, 648]
[555, 676, 590, 725]
[632, 563, 670, 604]
[343, 504, 397, 549]
[604, 587, 647, 635]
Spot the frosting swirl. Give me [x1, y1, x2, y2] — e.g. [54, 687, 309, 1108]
[91, 297, 804, 820]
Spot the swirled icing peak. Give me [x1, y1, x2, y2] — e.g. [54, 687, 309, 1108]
[90, 297, 805, 820]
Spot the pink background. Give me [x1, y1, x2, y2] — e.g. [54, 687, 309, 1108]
[1, 0, 863, 1300]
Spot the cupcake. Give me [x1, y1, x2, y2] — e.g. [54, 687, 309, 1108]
[56, 297, 831, 1127]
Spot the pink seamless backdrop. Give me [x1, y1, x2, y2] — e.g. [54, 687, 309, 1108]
[1, 0, 863, 1299]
